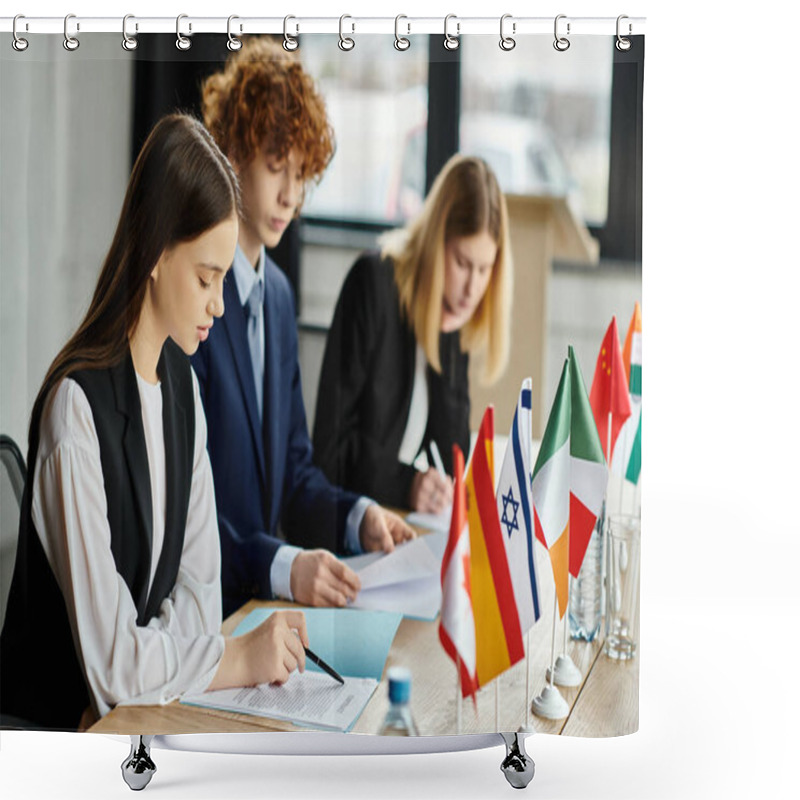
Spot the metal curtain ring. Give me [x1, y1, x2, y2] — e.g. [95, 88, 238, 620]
[553, 14, 570, 52]
[176, 14, 192, 51]
[394, 15, 410, 51]
[122, 14, 138, 51]
[283, 15, 299, 51]
[499, 14, 516, 51]
[338, 15, 355, 51]
[616, 15, 632, 51]
[443, 14, 459, 51]
[227, 15, 242, 51]
[12, 14, 29, 52]
[63, 13, 80, 51]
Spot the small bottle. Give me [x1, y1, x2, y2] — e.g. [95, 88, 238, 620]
[379, 667, 419, 736]
[568, 501, 604, 641]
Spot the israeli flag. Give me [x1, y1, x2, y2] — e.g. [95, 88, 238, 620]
[496, 378, 542, 634]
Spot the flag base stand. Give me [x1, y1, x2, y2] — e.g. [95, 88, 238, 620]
[531, 685, 569, 720]
[546, 654, 582, 688]
[516, 724, 537, 735]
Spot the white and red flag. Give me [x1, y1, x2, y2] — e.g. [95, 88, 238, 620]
[438, 445, 478, 700]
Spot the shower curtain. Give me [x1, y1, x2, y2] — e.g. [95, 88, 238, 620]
[0, 22, 643, 744]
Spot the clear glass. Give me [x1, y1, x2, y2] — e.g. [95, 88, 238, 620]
[604, 514, 641, 660]
[460, 35, 614, 226]
[569, 501, 605, 641]
[299, 35, 429, 224]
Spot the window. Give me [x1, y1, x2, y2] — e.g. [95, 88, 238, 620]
[460, 36, 614, 226]
[299, 36, 429, 225]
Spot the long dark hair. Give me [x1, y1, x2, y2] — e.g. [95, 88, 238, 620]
[28, 113, 240, 455]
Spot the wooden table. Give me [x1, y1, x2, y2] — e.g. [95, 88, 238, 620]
[89, 543, 638, 738]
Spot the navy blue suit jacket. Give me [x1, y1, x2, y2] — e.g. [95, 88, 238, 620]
[191, 255, 359, 617]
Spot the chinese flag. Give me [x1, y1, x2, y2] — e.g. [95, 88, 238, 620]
[589, 317, 632, 462]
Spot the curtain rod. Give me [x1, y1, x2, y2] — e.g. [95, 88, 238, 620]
[1, 15, 646, 37]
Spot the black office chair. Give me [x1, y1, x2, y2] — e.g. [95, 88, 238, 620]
[1, 434, 26, 631]
[0, 434, 35, 729]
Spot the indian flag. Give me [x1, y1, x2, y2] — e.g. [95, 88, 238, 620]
[466, 406, 525, 687]
[613, 303, 643, 484]
[622, 302, 642, 399]
[531, 361, 571, 619]
[568, 347, 609, 577]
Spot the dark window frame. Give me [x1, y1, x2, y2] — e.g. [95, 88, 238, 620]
[301, 35, 644, 264]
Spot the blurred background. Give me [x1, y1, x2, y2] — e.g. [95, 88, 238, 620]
[0, 32, 642, 448]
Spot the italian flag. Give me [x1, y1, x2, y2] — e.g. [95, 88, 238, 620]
[567, 347, 609, 578]
[532, 361, 572, 619]
[532, 351, 609, 618]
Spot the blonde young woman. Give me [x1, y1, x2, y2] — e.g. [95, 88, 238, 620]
[313, 154, 512, 514]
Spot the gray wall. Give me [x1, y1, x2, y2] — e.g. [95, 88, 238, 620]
[1, 35, 134, 448]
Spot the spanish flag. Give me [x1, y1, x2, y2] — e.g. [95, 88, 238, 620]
[466, 406, 525, 687]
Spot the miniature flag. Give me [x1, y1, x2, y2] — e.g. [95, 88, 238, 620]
[622, 302, 642, 399]
[590, 316, 632, 463]
[496, 379, 542, 635]
[466, 406, 525, 687]
[439, 445, 478, 700]
[626, 411, 642, 485]
[613, 304, 643, 484]
[567, 347, 609, 578]
[531, 362, 572, 619]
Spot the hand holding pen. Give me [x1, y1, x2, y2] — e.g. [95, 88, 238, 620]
[409, 440, 454, 514]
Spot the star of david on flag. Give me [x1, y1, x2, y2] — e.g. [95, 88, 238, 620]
[501, 488, 520, 538]
[495, 378, 542, 635]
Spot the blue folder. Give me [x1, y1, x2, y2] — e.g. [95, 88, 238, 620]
[233, 608, 403, 682]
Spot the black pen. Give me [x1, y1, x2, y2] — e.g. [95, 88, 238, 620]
[304, 647, 344, 685]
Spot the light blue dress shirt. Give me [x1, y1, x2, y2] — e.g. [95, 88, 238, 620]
[230, 244, 371, 600]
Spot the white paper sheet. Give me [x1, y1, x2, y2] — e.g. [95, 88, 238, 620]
[182, 671, 378, 732]
[340, 532, 448, 619]
[405, 506, 452, 532]
[352, 576, 442, 621]
[356, 535, 440, 590]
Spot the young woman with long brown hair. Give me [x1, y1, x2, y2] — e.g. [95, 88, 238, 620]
[0, 114, 308, 731]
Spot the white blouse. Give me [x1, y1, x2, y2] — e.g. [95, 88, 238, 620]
[32, 370, 225, 720]
[136, 372, 167, 592]
[397, 343, 430, 468]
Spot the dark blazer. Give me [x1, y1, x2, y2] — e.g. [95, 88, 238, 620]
[191, 254, 358, 618]
[0, 341, 193, 730]
[312, 252, 471, 510]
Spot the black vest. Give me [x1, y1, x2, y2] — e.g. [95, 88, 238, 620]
[0, 340, 195, 730]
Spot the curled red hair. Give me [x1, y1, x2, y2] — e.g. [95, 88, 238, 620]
[202, 36, 335, 186]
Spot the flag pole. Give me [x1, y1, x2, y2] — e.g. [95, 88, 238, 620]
[603, 413, 612, 622]
[548, 594, 558, 688]
[618, 422, 629, 516]
[635, 476, 641, 519]
[549, 586, 582, 688]
[531, 592, 570, 720]
[525, 630, 531, 728]
[495, 681, 500, 733]
[456, 654, 462, 735]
